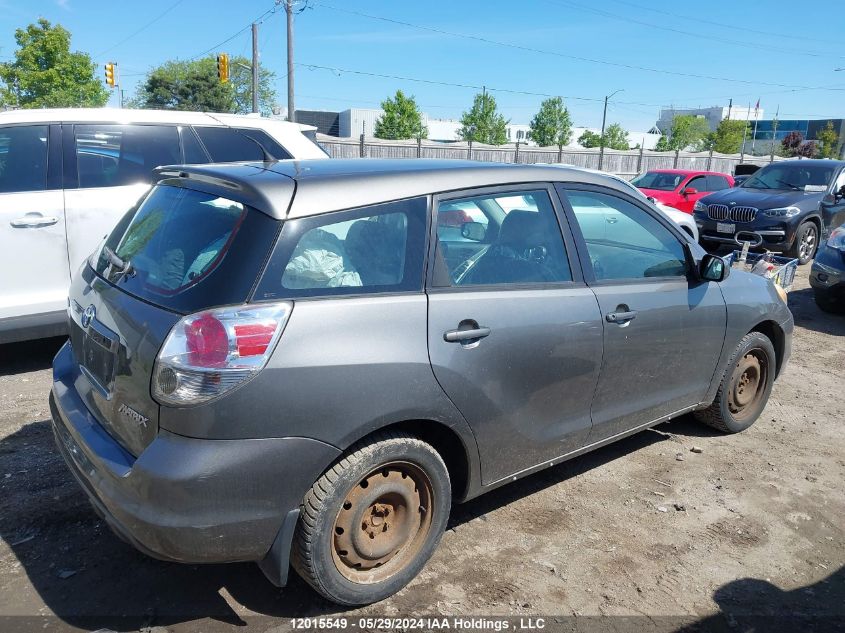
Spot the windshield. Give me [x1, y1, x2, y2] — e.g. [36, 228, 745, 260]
[631, 172, 684, 191]
[93, 184, 279, 313]
[742, 163, 835, 191]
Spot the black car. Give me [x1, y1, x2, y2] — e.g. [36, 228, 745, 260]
[694, 159, 845, 264]
[810, 222, 845, 312]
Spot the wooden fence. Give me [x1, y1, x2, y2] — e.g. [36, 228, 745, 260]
[317, 135, 780, 178]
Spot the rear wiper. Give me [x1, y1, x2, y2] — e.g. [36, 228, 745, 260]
[103, 246, 135, 278]
[775, 179, 800, 190]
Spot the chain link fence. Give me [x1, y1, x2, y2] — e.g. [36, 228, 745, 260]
[317, 135, 781, 179]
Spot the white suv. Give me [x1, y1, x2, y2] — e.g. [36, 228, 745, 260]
[0, 108, 327, 344]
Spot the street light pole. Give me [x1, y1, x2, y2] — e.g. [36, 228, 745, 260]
[598, 89, 623, 171]
[285, 1, 296, 122]
[251, 23, 260, 114]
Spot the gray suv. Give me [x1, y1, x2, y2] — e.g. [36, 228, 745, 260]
[50, 159, 793, 605]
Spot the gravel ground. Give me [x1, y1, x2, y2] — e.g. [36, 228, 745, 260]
[0, 266, 842, 633]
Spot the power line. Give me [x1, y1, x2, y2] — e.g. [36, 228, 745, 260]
[95, 0, 187, 58]
[310, 1, 845, 91]
[604, 0, 822, 43]
[543, 0, 844, 60]
[189, 4, 280, 60]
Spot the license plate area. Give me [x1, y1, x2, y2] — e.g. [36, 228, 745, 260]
[716, 222, 736, 234]
[81, 321, 119, 399]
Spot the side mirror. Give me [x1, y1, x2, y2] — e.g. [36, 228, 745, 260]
[460, 221, 487, 242]
[681, 187, 698, 196]
[700, 253, 729, 282]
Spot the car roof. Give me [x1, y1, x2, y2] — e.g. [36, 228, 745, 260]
[640, 169, 730, 176]
[153, 158, 636, 220]
[0, 107, 316, 132]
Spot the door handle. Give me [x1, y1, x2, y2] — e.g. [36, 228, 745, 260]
[444, 326, 491, 343]
[11, 215, 59, 228]
[606, 310, 638, 324]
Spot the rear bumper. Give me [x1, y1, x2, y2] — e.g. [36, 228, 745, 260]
[50, 341, 340, 582]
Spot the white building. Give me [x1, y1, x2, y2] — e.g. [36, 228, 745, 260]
[657, 105, 764, 133]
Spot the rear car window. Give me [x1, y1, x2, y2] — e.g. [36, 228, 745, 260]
[193, 126, 292, 162]
[254, 197, 428, 300]
[0, 125, 48, 194]
[93, 184, 279, 313]
[75, 124, 180, 188]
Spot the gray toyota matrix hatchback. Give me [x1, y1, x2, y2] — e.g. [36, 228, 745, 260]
[51, 159, 793, 605]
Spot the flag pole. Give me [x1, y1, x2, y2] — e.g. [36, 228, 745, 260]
[750, 99, 760, 155]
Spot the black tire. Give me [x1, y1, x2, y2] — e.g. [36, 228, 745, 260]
[694, 332, 776, 433]
[788, 221, 818, 265]
[291, 431, 451, 606]
[814, 290, 844, 314]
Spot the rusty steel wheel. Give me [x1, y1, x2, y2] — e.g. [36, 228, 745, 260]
[291, 431, 451, 605]
[331, 461, 434, 583]
[727, 351, 768, 422]
[694, 332, 776, 434]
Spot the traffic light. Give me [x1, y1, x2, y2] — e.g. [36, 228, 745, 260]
[216, 53, 229, 83]
[104, 62, 116, 88]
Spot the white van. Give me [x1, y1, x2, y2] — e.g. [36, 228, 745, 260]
[0, 108, 327, 344]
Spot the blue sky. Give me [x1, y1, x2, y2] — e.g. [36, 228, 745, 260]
[2, 0, 844, 133]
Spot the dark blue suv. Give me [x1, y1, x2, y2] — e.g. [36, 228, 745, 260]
[694, 159, 845, 264]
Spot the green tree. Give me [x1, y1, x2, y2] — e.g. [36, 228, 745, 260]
[578, 124, 629, 150]
[528, 96, 573, 147]
[816, 121, 840, 159]
[374, 89, 427, 140]
[710, 119, 748, 154]
[577, 129, 602, 148]
[129, 56, 276, 115]
[659, 115, 711, 151]
[0, 19, 109, 108]
[654, 134, 672, 152]
[459, 92, 508, 145]
[603, 123, 630, 150]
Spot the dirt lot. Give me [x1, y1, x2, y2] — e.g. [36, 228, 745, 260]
[0, 267, 842, 633]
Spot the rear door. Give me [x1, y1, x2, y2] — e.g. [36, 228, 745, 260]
[427, 184, 603, 484]
[0, 124, 69, 330]
[63, 123, 183, 272]
[557, 185, 726, 442]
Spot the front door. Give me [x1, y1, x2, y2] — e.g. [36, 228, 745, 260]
[427, 185, 603, 484]
[63, 123, 182, 271]
[0, 124, 70, 329]
[558, 186, 727, 442]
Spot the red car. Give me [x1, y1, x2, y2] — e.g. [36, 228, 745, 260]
[631, 169, 735, 213]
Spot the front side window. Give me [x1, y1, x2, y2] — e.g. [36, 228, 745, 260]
[255, 197, 427, 300]
[75, 124, 180, 188]
[566, 190, 687, 281]
[434, 189, 572, 286]
[0, 125, 48, 194]
[685, 175, 707, 191]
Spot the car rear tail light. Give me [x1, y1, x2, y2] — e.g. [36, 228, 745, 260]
[153, 302, 292, 406]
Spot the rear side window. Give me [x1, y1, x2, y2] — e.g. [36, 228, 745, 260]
[0, 125, 48, 193]
[94, 185, 279, 313]
[75, 124, 180, 188]
[193, 126, 292, 162]
[255, 197, 427, 300]
[705, 175, 730, 191]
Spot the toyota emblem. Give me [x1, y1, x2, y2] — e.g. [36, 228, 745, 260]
[81, 304, 96, 329]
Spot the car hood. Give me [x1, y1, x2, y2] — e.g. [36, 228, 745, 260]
[702, 187, 822, 210]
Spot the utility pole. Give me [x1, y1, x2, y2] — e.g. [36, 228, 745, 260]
[285, 0, 296, 122]
[769, 105, 780, 162]
[727, 98, 732, 120]
[251, 23, 260, 114]
[598, 89, 623, 170]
